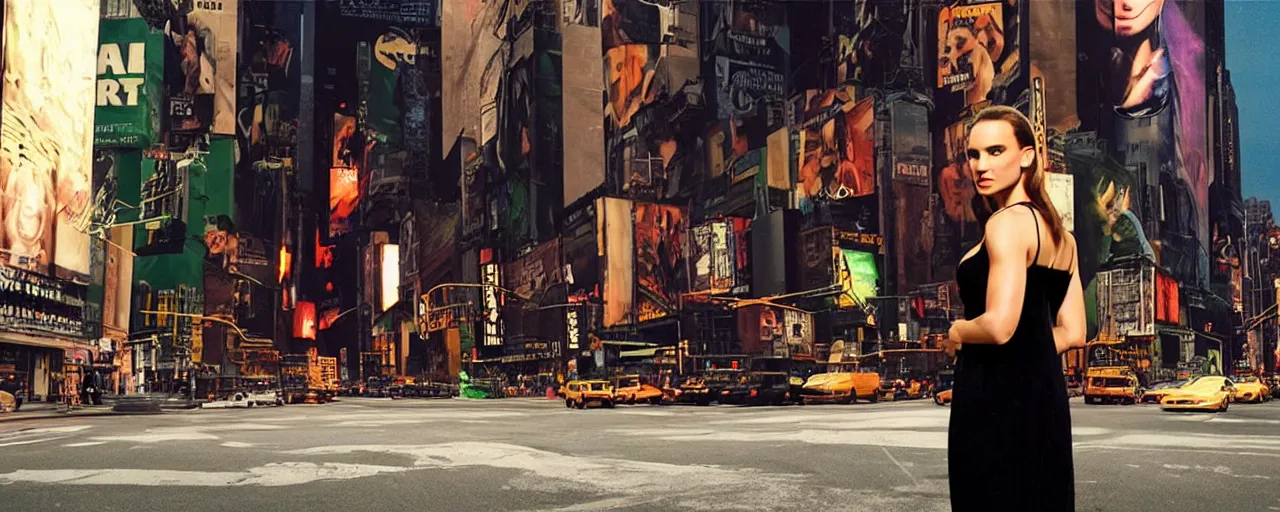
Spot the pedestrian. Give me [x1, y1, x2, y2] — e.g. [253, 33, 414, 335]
[941, 106, 1086, 511]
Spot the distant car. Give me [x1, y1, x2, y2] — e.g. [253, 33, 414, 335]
[1083, 366, 1139, 405]
[1232, 376, 1272, 403]
[564, 380, 614, 409]
[934, 388, 953, 406]
[1160, 376, 1234, 413]
[610, 375, 664, 405]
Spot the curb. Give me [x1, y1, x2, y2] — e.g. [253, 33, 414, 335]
[0, 410, 126, 424]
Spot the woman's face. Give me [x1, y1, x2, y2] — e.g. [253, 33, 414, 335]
[15, 180, 45, 242]
[967, 119, 1034, 197]
[1096, 0, 1164, 37]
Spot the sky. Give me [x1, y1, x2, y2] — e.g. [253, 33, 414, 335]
[1227, 0, 1280, 206]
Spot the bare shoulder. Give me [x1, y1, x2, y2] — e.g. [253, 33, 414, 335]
[983, 206, 1037, 259]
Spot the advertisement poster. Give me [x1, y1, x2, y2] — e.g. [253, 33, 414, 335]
[799, 227, 835, 291]
[783, 309, 815, 358]
[1156, 272, 1180, 325]
[329, 167, 359, 238]
[936, 1, 1019, 110]
[837, 249, 879, 308]
[96, 18, 163, 148]
[339, 0, 439, 27]
[1, 0, 98, 276]
[689, 221, 736, 294]
[795, 89, 875, 210]
[191, 0, 237, 135]
[890, 101, 931, 186]
[714, 56, 785, 122]
[893, 181, 934, 292]
[1045, 172, 1075, 231]
[599, 197, 635, 327]
[634, 202, 685, 323]
[155, 0, 237, 134]
[293, 300, 317, 340]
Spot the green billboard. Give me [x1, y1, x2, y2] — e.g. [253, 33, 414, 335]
[95, 18, 162, 148]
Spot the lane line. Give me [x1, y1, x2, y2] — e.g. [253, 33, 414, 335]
[882, 446, 919, 487]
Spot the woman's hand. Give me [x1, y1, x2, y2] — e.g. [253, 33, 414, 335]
[944, 325, 962, 357]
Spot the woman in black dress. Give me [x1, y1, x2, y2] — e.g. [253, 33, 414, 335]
[942, 106, 1086, 511]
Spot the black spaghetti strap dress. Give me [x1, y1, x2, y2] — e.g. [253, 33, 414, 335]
[949, 203, 1076, 511]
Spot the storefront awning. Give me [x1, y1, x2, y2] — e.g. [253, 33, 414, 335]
[620, 348, 659, 358]
[601, 340, 658, 347]
[0, 331, 74, 351]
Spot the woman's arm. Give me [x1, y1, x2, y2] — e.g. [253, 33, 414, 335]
[1053, 237, 1087, 354]
[948, 209, 1033, 346]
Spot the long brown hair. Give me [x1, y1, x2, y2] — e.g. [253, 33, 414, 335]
[968, 106, 1066, 245]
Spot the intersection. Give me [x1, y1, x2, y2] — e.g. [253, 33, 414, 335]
[3, 399, 1279, 511]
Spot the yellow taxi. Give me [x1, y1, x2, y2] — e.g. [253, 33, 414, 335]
[564, 380, 615, 409]
[1159, 375, 1234, 413]
[1232, 376, 1272, 403]
[610, 375, 664, 405]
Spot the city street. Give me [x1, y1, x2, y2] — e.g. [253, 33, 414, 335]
[2, 398, 1279, 511]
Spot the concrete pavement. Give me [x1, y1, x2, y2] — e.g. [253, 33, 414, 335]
[1, 397, 1279, 511]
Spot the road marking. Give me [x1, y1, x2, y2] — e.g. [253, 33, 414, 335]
[63, 441, 107, 447]
[0, 462, 414, 486]
[0, 436, 70, 448]
[882, 446, 919, 487]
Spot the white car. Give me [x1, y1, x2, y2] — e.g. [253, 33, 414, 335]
[201, 390, 284, 409]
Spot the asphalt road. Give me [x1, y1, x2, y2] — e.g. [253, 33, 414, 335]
[1, 397, 1279, 512]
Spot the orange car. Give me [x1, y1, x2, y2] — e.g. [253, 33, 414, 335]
[934, 388, 953, 406]
[611, 375, 664, 405]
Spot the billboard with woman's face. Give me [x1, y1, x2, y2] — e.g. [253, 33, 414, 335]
[0, 0, 98, 276]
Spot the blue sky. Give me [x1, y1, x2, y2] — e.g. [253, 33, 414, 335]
[1227, 0, 1280, 205]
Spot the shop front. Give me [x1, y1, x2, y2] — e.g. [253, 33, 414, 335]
[0, 266, 92, 402]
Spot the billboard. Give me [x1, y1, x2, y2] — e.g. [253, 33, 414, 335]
[329, 167, 359, 237]
[159, 0, 237, 134]
[890, 101, 930, 186]
[191, 0, 237, 135]
[293, 300, 317, 340]
[1, 0, 98, 277]
[837, 249, 879, 308]
[936, 1, 1019, 111]
[795, 89, 875, 210]
[1094, 265, 1155, 338]
[103, 226, 135, 334]
[1156, 272, 1180, 325]
[381, 244, 400, 311]
[689, 220, 736, 294]
[799, 227, 835, 292]
[504, 238, 563, 302]
[783, 309, 815, 358]
[96, 18, 163, 148]
[1045, 172, 1075, 232]
[892, 181, 934, 292]
[480, 250, 504, 347]
[634, 202, 686, 323]
[599, 197, 635, 327]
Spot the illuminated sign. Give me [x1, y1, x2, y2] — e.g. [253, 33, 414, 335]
[482, 262, 503, 346]
[293, 301, 316, 340]
[380, 244, 400, 311]
[566, 309, 580, 350]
